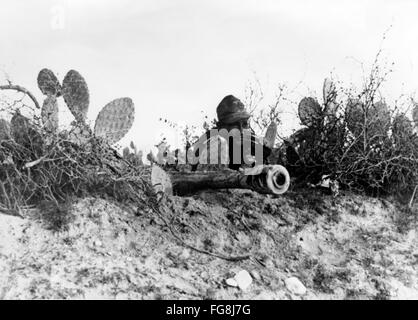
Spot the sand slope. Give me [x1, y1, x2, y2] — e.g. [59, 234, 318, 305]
[0, 189, 417, 299]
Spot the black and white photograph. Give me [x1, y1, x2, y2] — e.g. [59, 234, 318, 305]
[0, 0, 417, 303]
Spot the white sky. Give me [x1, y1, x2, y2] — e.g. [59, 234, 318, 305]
[1, 0, 418, 152]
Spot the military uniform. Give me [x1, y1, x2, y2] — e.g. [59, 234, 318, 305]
[191, 95, 271, 171]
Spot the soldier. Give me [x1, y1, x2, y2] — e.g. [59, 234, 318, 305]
[191, 95, 271, 171]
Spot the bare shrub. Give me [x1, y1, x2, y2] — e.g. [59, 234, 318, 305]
[0, 69, 155, 219]
[275, 54, 418, 196]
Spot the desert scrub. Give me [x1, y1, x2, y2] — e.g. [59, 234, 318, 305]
[239, 51, 417, 197]
[279, 59, 418, 196]
[0, 68, 155, 218]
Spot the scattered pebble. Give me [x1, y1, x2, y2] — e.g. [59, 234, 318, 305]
[234, 270, 253, 291]
[226, 278, 238, 287]
[284, 277, 307, 295]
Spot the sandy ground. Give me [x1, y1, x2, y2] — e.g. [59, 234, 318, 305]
[0, 188, 417, 300]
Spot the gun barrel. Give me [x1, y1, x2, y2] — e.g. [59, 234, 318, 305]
[155, 165, 290, 196]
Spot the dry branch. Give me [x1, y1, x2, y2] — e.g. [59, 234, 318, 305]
[0, 84, 40, 109]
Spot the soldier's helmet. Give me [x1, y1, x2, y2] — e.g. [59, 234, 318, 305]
[216, 95, 251, 125]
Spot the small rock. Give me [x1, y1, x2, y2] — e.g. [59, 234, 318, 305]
[285, 277, 306, 295]
[234, 270, 253, 291]
[226, 278, 238, 287]
[250, 270, 261, 281]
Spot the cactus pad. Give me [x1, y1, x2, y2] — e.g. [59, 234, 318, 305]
[37, 68, 61, 97]
[346, 99, 364, 137]
[94, 97, 135, 144]
[130, 141, 136, 150]
[368, 101, 391, 137]
[298, 97, 322, 127]
[41, 96, 59, 133]
[123, 146, 130, 158]
[346, 100, 390, 140]
[62, 70, 90, 123]
[0, 119, 11, 141]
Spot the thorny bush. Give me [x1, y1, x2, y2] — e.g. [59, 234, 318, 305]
[274, 59, 418, 198]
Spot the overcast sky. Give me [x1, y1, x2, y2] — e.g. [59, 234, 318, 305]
[1, 0, 418, 152]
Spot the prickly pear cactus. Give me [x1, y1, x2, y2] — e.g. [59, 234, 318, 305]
[346, 99, 391, 139]
[37, 68, 61, 97]
[123, 146, 130, 158]
[62, 70, 90, 123]
[0, 119, 11, 141]
[41, 96, 59, 133]
[132, 149, 143, 166]
[346, 99, 364, 137]
[370, 101, 390, 120]
[94, 97, 134, 145]
[298, 97, 322, 127]
[36, 68, 136, 147]
[38, 68, 61, 135]
[368, 101, 391, 138]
